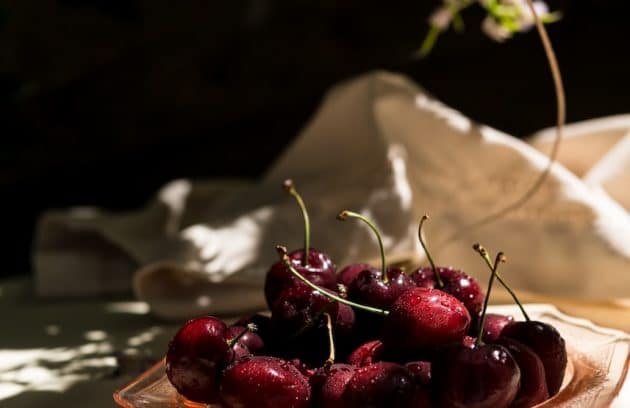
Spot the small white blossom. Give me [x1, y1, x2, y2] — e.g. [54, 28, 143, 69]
[429, 6, 454, 30]
[517, 0, 550, 31]
[481, 16, 512, 42]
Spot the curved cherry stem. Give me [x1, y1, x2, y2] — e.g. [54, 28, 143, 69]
[475, 249, 506, 348]
[337, 210, 388, 283]
[323, 313, 335, 367]
[276, 245, 389, 316]
[418, 215, 443, 288]
[227, 323, 257, 348]
[473, 244, 530, 321]
[283, 179, 310, 266]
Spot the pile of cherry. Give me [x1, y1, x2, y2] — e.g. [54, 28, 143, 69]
[165, 180, 567, 408]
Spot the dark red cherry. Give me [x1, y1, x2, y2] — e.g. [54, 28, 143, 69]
[462, 335, 476, 349]
[289, 358, 317, 379]
[501, 320, 567, 396]
[337, 263, 376, 288]
[347, 267, 416, 344]
[433, 343, 521, 408]
[343, 362, 418, 407]
[333, 303, 355, 338]
[226, 325, 264, 360]
[264, 248, 337, 309]
[165, 316, 230, 404]
[382, 287, 471, 351]
[220, 356, 311, 408]
[481, 313, 514, 342]
[495, 337, 549, 408]
[311, 363, 356, 408]
[404, 361, 432, 386]
[234, 313, 272, 346]
[348, 267, 416, 310]
[412, 266, 485, 321]
[347, 340, 385, 366]
[271, 284, 338, 336]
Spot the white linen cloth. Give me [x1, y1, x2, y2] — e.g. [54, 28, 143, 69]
[33, 71, 630, 320]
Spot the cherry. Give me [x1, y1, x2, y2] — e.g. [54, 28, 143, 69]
[265, 249, 337, 309]
[349, 267, 415, 311]
[289, 358, 317, 378]
[309, 315, 356, 408]
[501, 321, 566, 396]
[338, 210, 415, 308]
[220, 356, 311, 408]
[269, 285, 339, 367]
[333, 302, 355, 339]
[412, 215, 485, 320]
[264, 180, 337, 308]
[382, 287, 470, 351]
[347, 339, 385, 366]
[481, 313, 514, 342]
[271, 284, 338, 336]
[342, 362, 419, 407]
[433, 343, 521, 408]
[165, 316, 230, 404]
[495, 337, 549, 408]
[234, 313, 272, 345]
[311, 364, 356, 408]
[432, 249, 521, 408]
[462, 335, 476, 349]
[338, 211, 416, 341]
[276, 245, 389, 319]
[413, 266, 484, 319]
[474, 244, 567, 397]
[226, 324, 264, 360]
[404, 361, 432, 386]
[336, 262, 376, 288]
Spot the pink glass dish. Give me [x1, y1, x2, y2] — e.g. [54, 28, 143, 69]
[114, 304, 630, 407]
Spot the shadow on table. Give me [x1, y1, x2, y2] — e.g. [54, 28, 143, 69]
[0, 278, 181, 407]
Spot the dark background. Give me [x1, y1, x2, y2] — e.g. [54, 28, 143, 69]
[1, 0, 628, 278]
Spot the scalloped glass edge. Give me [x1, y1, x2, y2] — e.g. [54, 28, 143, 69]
[114, 304, 630, 408]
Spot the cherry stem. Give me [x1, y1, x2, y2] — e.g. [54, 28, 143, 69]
[323, 313, 335, 367]
[337, 210, 388, 283]
[283, 179, 310, 267]
[227, 323, 257, 348]
[418, 215, 443, 288]
[475, 249, 506, 348]
[473, 244, 530, 322]
[276, 245, 389, 316]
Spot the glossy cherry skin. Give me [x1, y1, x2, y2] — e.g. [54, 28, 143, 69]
[495, 337, 549, 408]
[271, 285, 338, 336]
[347, 340, 385, 366]
[432, 343, 521, 408]
[226, 325, 264, 360]
[234, 313, 272, 344]
[348, 267, 416, 310]
[334, 303, 355, 334]
[383, 287, 471, 351]
[311, 363, 356, 408]
[501, 320, 567, 396]
[481, 313, 514, 343]
[412, 266, 485, 321]
[165, 316, 230, 404]
[220, 356, 311, 408]
[337, 263, 376, 288]
[347, 267, 417, 344]
[264, 248, 337, 309]
[405, 361, 432, 386]
[343, 362, 419, 408]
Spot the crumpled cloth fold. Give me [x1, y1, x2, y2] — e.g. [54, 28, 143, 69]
[33, 71, 630, 320]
